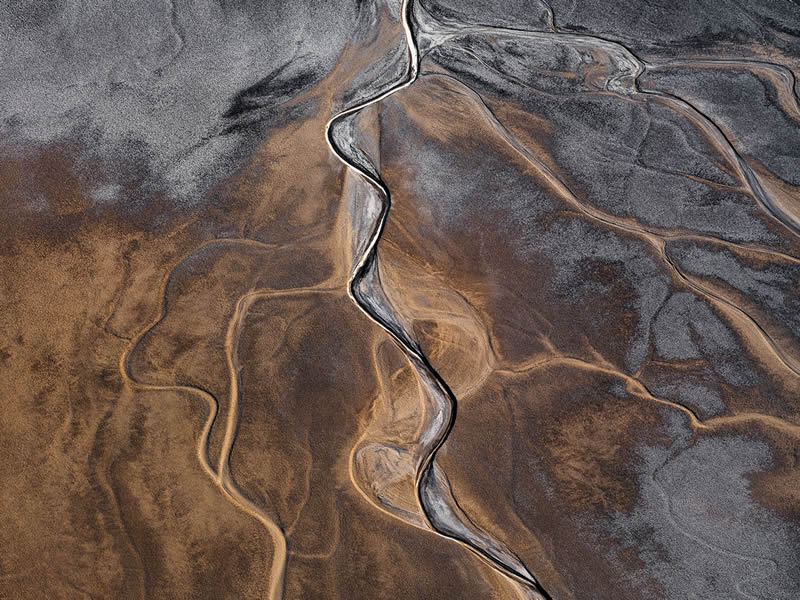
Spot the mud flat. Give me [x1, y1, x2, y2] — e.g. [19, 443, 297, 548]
[1, 1, 799, 598]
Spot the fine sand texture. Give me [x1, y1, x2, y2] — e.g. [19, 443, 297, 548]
[2, 1, 800, 598]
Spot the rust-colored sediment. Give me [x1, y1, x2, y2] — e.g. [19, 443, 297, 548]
[2, 0, 800, 598]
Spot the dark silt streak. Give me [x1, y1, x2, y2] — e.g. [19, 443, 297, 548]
[325, 1, 552, 598]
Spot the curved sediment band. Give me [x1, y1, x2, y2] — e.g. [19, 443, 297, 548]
[325, 1, 552, 598]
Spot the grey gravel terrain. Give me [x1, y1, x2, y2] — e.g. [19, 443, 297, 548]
[1, 1, 799, 599]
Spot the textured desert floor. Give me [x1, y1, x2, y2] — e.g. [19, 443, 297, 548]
[2, 1, 800, 598]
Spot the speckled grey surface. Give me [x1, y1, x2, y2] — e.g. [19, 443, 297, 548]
[2, 1, 799, 599]
[1, 0, 375, 208]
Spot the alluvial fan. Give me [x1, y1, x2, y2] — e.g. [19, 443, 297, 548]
[2, 1, 800, 598]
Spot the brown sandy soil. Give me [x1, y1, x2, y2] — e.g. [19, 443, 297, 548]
[3, 1, 800, 598]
